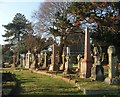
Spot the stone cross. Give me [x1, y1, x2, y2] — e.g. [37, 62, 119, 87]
[104, 45, 120, 84]
[80, 27, 92, 78]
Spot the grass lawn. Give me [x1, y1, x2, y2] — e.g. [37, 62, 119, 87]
[2, 68, 82, 96]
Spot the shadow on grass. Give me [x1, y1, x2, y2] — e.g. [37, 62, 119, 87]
[8, 79, 22, 97]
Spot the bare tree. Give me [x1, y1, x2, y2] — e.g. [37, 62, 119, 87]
[32, 2, 71, 38]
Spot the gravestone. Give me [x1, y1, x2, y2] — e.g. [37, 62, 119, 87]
[11, 54, 16, 68]
[91, 46, 104, 81]
[80, 27, 92, 78]
[76, 54, 82, 71]
[30, 54, 35, 69]
[37, 53, 41, 66]
[43, 52, 47, 68]
[20, 54, 25, 68]
[64, 54, 73, 74]
[25, 50, 31, 69]
[64, 55, 69, 74]
[60, 51, 65, 71]
[22, 54, 25, 68]
[49, 44, 58, 71]
[104, 45, 120, 84]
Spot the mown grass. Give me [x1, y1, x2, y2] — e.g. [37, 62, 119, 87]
[73, 78, 119, 90]
[2, 69, 82, 96]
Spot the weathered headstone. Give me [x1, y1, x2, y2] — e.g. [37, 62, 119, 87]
[30, 54, 35, 69]
[49, 44, 58, 71]
[60, 51, 65, 70]
[43, 52, 47, 67]
[37, 53, 41, 66]
[66, 47, 70, 55]
[76, 54, 82, 71]
[64, 55, 69, 74]
[20, 54, 25, 68]
[11, 54, 16, 68]
[25, 50, 31, 69]
[91, 46, 104, 81]
[104, 45, 120, 84]
[22, 54, 25, 68]
[80, 27, 92, 78]
[64, 54, 73, 74]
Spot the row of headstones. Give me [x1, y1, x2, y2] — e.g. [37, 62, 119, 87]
[13, 27, 120, 85]
[19, 51, 47, 69]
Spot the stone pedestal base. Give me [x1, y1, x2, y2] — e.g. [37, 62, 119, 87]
[25, 65, 29, 69]
[48, 64, 59, 71]
[104, 77, 120, 85]
[11, 64, 15, 69]
[80, 59, 92, 78]
[91, 65, 104, 81]
[59, 64, 65, 71]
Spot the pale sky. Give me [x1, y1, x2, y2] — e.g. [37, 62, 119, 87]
[0, 1, 44, 45]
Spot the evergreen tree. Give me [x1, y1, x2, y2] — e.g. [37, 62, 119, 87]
[2, 13, 32, 64]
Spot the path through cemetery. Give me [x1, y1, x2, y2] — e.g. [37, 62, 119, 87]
[9, 70, 82, 96]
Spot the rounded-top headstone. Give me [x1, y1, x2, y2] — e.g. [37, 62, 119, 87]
[107, 45, 116, 54]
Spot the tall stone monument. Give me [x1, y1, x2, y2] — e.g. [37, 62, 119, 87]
[80, 27, 92, 78]
[104, 45, 120, 84]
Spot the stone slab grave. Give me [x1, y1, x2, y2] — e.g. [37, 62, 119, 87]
[104, 45, 120, 85]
